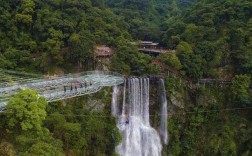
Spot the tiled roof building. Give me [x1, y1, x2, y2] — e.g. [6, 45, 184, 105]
[95, 46, 114, 57]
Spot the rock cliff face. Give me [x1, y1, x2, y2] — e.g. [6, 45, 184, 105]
[170, 93, 184, 108]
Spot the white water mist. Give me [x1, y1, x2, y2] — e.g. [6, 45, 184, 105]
[159, 79, 168, 144]
[122, 79, 126, 115]
[115, 78, 162, 156]
[111, 85, 119, 116]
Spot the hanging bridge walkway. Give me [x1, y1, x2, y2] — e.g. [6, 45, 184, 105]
[0, 70, 124, 112]
[151, 59, 232, 84]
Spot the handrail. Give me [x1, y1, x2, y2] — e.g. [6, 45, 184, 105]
[0, 70, 124, 112]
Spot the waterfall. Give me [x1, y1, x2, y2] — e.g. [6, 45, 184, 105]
[115, 78, 162, 156]
[122, 80, 126, 115]
[111, 85, 119, 116]
[159, 79, 168, 144]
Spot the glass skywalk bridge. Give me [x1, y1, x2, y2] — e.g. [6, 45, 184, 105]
[0, 70, 124, 112]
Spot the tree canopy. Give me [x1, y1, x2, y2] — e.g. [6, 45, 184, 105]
[0, 0, 251, 155]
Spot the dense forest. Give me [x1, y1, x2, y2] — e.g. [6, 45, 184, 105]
[0, 0, 251, 155]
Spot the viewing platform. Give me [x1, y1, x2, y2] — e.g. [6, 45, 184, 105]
[0, 70, 124, 112]
[131, 41, 169, 57]
[138, 48, 167, 55]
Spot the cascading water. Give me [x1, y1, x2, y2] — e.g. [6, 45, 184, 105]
[159, 79, 168, 144]
[111, 85, 119, 116]
[122, 79, 127, 116]
[115, 78, 162, 156]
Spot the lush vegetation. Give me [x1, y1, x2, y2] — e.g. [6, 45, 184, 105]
[0, 90, 64, 155]
[162, 0, 252, 79]
[0, 0, 251, 155]
[161, 1, 252, 155]
[0, 89, 121, 155]
[165, 76, 252, 155]
[0, 0, 132, 73]
[105, 0, 198, 41]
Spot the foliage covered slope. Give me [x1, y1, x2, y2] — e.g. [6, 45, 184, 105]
[161, 0, 252, 155]
[0, 0, 131, 73]
[0, 0, 251, 155]
[162, 0, 252, 78]
[105, 0, 198, 41]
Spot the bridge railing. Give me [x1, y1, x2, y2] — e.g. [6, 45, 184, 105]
[0, 70, 124, 112]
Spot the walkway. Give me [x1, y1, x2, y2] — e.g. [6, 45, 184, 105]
[0, 70, 124, 112]
[151, 59, 232, 88]
[138, 48, 167, 57]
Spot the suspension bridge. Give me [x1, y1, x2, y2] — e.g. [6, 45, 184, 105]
[0, 70, 124, 112]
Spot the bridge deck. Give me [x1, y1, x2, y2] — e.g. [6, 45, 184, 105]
[0, 71, 124, 112]
[138, 48, 167, 54]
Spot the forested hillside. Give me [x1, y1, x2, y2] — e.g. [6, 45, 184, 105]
[105, 0, 198, 41]
[0, 0, 251, 155]
[0, 0, 132, 73]
[160, 0, 252, 155]
[162, 0, 252, 79]
[106, 0, 251, 79]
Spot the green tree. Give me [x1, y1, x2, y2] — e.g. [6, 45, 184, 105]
[46, 112, 86, 154]
[5, 89, 47, 132]
[176, 42, 205, 79]
[22, 142, 64, 156]
[67, 31, 95, 69]
[157, 52, 182, 69]
[231, 74, 251, 107]
[3, 89, 64, 155]
[183, 24, 204, 44]
[0, 54, 13, 69]
[15, 0, 35, 25]
[176, 41, 193, 54]
[111, 44, 156, 75]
